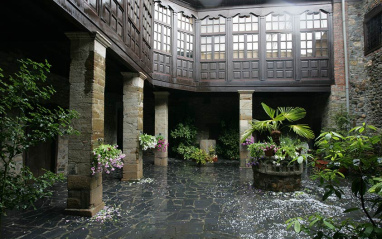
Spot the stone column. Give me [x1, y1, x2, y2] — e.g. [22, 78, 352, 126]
[238, 90, 254, 168]
[154, 92, 169, 166]
[65, 32, 111, 216]
[121, 72, 146, 181]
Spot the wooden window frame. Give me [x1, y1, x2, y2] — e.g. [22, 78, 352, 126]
[364, 4, 382, 55]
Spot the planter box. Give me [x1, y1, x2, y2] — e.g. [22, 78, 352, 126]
[252, 158, 303, 192]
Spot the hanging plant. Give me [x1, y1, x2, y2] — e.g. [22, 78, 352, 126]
[91, 144, 125, 175]
[139, 133, 157, 151]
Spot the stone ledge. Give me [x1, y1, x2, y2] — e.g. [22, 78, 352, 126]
[65, 201, 105, 217]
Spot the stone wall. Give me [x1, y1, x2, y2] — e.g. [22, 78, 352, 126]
[347, 0, 382, 127]
[322, 0, 382, 129]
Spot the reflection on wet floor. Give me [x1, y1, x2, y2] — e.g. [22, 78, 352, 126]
[1, 158, 365, 239]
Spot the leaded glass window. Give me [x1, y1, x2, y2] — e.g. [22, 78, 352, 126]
[201, 17, 226, 33]
[233, 15, 259, 32]
[177, 13, 194, 58]
[300, 12, 328, 29]
[128, 0, 140, 27]
[201, 36, 225, 60]
[265, 14, 293, 58]
[300, 11, 329, 57]
[233, 34, 259, 59]
[266, 14, 292, 30]
[178, 13, 194, 32]
[154, 3, 171, 53]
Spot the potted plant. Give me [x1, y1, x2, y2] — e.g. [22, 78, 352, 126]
[189, 146, 217, 166]
[241, 103, 315, 146]
[91, 144, 125, 175]
[190, 148, 213, 166]
[155, 134, 169, 152]
[245, 136, 311, 192]
[139, 133, 157, 151]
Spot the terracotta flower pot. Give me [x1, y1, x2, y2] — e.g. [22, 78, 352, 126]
[271, 130, 281, 146]
[264, 149, 275, 157]
[315, 159, 329, 170]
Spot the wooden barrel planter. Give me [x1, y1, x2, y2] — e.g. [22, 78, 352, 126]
[252, 158, 303, 192]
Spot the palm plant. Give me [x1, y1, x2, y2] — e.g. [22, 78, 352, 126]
[241, 103, 315, 145]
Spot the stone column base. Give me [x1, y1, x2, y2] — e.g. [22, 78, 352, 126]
[121, 162, 143, 181]
[65, 202, 105, 217]
[66, 174, 104, 216]
[155, 151, 168, 166]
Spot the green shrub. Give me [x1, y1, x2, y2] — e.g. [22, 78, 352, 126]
[216, 122, 240, 160]
[170, 119, 198, 159]
[0, 59, 78, 226]
[175, 144, 199, 160]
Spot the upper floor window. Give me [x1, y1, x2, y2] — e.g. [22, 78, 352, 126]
[154, 3, 171, 53]
[128, 0, 140, 27]
[300, 11, 329, 57]
[233, 34, 259, 59]
[178, 32, 194, 58]
[154, 3, 171, 24]
[266, 14, 292, 58]
[233, 15, 259, 32]
[266, 14, 292, 30]
[201, 36, 225, 60]
[178, 13, 194, 32]
[142, 0, 152, 44]
[300, 11, 328, 29]
[201, 17, 226, 33]
[301, 32, 328, 57]
[364, 5, 382, 54]
[177, 13, 194, 59]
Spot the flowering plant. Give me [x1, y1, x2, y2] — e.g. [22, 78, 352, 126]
[155, 135, 169, 152]
[139, 133, 157, 151]
[91, 144, 125, 175]
[242, 136, 255, 146]
[246, 137, 310, 167]
[247, 142, 278, 166]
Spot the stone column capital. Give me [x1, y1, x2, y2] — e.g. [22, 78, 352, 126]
[238, 90, 255, 95]
[153, 91, 170, 99]
[121, 72, 147, 81]
[121, 72, 139, 79]
[65, 31, 111, 48]
[139, 72, 148, 80]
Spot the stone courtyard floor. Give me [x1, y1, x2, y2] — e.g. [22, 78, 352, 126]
[1, 158, 365, 239]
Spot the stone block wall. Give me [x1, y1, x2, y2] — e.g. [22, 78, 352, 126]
[347, 0, 382, 127]
[323, 0, 382, 129]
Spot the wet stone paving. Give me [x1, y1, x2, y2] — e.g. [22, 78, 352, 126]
[1, 158, 366, 239]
